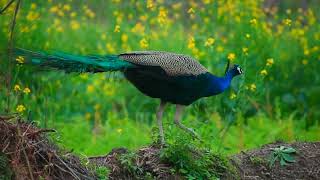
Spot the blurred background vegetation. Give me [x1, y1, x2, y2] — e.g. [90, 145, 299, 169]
[0, 0, 319, 156]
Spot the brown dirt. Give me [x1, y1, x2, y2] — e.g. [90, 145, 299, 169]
[233, 141, 320, 180]
[1, 115, 319, 180]
[0, 115, 96, 180]
[89, 145, 182, 179]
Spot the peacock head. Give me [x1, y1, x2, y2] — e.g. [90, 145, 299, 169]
[224, 60, 243, 78]
[228, 64, 243, 77]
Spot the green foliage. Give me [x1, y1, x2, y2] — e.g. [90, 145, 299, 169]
[119, 152, 144, 177]
[160, 135, 232, 179]
[249, 156, 266, 166]
[269, 146, 296, 167]
[0, 152, 13, 180]
[95, 166, 110, 180]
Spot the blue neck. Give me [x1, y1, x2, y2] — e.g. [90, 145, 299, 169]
[206, 70, 234, 96]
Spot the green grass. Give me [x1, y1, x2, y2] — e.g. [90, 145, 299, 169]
[0, 0, 319, 158]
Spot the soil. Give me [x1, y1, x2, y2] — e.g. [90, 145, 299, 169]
[1, 115, 319, 180]
[233, 141, 320, 180]
[0, 115, 96, 180]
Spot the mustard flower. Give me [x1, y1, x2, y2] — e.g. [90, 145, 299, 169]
[260, 69, 268, 76]
[14, 84, 21, 91]
[16, 105, 26, 113]
[227, 53, 236, 61]
[16, 56, 25, 64]
[23, 87, 31, 94]
[204, 38, 215, 47]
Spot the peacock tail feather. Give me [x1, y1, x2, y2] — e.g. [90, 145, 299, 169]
[14, 48, 135, 73]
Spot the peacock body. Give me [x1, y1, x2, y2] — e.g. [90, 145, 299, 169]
[14, 48, 243, 144]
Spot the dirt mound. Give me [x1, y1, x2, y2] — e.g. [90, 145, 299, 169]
[233, 141, 320, 180]
[1, 115, 319, 180]
[0, 115, 96, 180]
[89, 146, 181, 179]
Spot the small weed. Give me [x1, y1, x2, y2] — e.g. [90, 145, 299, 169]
[160, 135, 234, 179]
[119, 152, 143, 177]
[269, 146, 296, 167]
[0, 152, 13, 180]
[95, 166, 110, 180]
[249, 156, 266, 165]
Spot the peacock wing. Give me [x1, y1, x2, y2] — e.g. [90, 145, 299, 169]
[118, 51, 208, 76]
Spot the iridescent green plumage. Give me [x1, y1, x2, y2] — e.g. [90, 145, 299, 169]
[14, 48, 135, 73]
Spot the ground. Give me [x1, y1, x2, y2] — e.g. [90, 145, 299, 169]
[0, 116, 319, 180]
[233, 142, 320, 180]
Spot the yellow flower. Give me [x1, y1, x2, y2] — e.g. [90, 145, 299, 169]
[116, 128, 123, 133]
[16, 105, 26, 113]
[26, 11, 40, 21]
[30, 3, 37, 10]
[242, 47, 248, 55]
[14, 84, 21, 91]
[245, 33, 251, 38]
[266, 58, 274, 66]
[50, 6, 58, 13]
[157, 8, 167, 25]
[139, 38, 149, 49]
[23, 87, 31, 94]
[131, 23, 145, 34]
[204, 37, 215, 47]
[283, 18, 292, 26]
[106, 43, 115, 53]
[249, 18, 257, 25]
[147, 0, 154, 9]
[16, 56, 25, 64]
[70, 12, 77, 18]
[70, 20, 80, 30]
[250, 84, 256, 92]
[85, 9, 95, 18]
[227, 53, 236, 61]
[114, 25, 120, 33]
[230, 93, 237, 99]
[187, 36, 195, 49]
[87, 85, 94, 93]
[260, 69, 268, 76]
[63, 4, 71, 11]
[187, 8, 195, 14]
[121, 34, 128, 42]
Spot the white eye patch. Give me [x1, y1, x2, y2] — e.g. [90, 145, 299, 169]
[237, 67, 243, 74]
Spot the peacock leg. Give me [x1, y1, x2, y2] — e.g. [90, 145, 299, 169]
[174, 104, 200, 139]
[156, 101, 167, 145]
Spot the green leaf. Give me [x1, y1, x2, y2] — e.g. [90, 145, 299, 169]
[282, 147, 296, 154]
[280, 158, 287, 166]
[269, 154, 278, 167]
[282, 153, 295, 163]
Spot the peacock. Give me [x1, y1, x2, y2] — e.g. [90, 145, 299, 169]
[14, 48, 243, 144]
